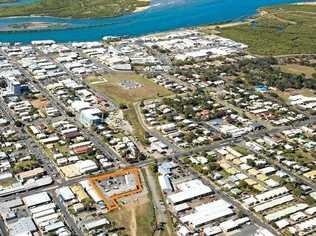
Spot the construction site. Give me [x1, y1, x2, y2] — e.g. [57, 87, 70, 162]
[88, 167, 143, 211]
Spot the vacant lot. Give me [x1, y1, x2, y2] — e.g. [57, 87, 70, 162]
[278, 64, 316, 78]
[87, 72, 172, 105]
[215, 4, 316, 55]
[31, 97, 48, 109]
[107, 195, 154, 236]
[0, 0, 149, 18]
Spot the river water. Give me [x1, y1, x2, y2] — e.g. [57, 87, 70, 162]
[0, 0, 308, 43]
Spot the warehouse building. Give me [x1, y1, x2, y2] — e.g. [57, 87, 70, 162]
[167, 179, 213, 205]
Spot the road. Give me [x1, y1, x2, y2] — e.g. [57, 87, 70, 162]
[134, 101, 180, 152]
[0, 46, 315, 236]
[243, 140, 316, 191]
[183, 160, 280, 235]
[144, 166, 166, 236]
[51, 191, 84, 236]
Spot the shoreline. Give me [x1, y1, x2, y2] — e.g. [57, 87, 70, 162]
[0, 0, 151, 19]
[294, 1, 316, 5]
[0, 21, 68, 32]
[134, 5, 150, 13]
[0, 0, 152, 31]
[0, 0, 307, 43]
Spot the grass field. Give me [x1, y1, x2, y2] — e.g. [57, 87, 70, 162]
[0, 0, 149, 18]
[213, 4, 316, 55]
[277, 64, 316, 78]
[87, 72, 172, 105]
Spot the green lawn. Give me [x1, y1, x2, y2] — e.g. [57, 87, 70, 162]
[215, 4, 316, 55]
[0, 0, 149, 18]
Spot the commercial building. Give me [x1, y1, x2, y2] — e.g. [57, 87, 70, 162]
[79, 108, 103, 128]
[167, 179, 213, 205]
[180, 199, 233, 229]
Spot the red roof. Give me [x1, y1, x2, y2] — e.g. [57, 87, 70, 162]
[73, 146, 92, 155]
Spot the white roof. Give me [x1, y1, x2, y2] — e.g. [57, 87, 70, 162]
[84, 218, 110, 230]
[295, 217, 316, 232]
[44, 221, 65, 232]
[32, 209, 56, 219]
[177, 225, 190, 236]
[58, 187, 75, 201]
[275, 219, 289, 229]
[71, 100, 91, 112]
[220, 219, 238, 231]
[173, 203, 190, 213]
[167, 179, 212, 204]
[253, 195, 294, 212]
[29, 203, 56, 215]
[265, 203, 308, 222]
[305, 206, 316, 215]
[33, 213, 60, 226]
[180, 199, 233, 228]
[158, 175, 173, 192]
[76, 160, 98, 174]
[8, 217, 37, 235]
[254, 228, 276, 236]
[255, 187, 288, 202]
[203, 226, 222, 236]
[80, 180, 102, 203]
[23, 192, 51, 208]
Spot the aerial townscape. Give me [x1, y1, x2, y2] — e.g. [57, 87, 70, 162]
[0, 0, 315, 236]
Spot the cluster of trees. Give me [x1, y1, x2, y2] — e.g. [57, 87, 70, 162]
[240, 57, 316, 91]
[13, 157, 39, 173]
[171, 63, 233, 82]
[172, 56, 316, 92]
[162, 92, 214, 119]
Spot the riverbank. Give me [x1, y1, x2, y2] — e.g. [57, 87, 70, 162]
[134, 0, 150, 12]
[134, 5, 150, 13]
[203, 3, 316, 55]
[0, 0, 150, 18]
[295, 1, 316, 5]
[0, 0, 304, 43]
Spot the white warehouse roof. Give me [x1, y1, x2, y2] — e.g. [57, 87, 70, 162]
[23, 192, 51, 208]
[180, 199, 233, 229]
[167, 179, 213, 205]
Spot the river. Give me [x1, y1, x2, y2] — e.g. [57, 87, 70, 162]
[0, 0, 309, 43]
